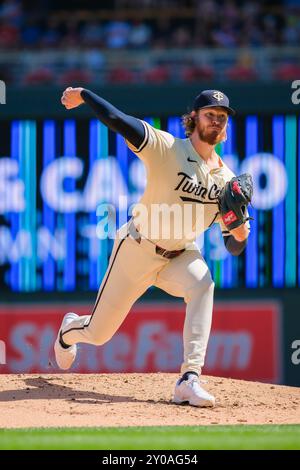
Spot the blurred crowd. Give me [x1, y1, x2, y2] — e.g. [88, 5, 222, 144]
[1, 0, 298, 50]
[0, 0, 299, 85]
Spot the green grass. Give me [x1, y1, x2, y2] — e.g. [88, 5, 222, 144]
[0, 425, 299, 450]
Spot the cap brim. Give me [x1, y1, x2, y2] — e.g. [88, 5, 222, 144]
[197, 104, 236, 116]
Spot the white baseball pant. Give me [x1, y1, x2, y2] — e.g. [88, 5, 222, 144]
[61, 223, 214, 375]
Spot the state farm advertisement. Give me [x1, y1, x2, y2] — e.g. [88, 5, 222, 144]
[0, 301, 281, 382]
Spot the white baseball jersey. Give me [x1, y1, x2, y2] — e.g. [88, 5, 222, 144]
[58, 117, 247, 381]
[126, 120, 235, 250]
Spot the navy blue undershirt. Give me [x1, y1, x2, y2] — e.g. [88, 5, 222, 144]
[81, 89, 145, 149]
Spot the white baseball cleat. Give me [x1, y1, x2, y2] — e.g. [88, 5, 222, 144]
[172, 376, 216, 407]
[54, 312, 79, 370]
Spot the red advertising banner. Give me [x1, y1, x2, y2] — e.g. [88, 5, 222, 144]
[0, 301, 281, 382]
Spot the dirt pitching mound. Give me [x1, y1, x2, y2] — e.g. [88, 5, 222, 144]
[0, 373, 299, 428]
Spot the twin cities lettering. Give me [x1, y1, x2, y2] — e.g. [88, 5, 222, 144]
[175, 172, 220, 204]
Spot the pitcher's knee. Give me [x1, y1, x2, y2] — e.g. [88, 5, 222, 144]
[195, 271, 214, 292]
[185, 272, 214, 302]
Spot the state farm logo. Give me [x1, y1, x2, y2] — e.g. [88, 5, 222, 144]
[1, 322, 254, 373]
[206, 332, 252, 370]
[0, 301, 280, 382]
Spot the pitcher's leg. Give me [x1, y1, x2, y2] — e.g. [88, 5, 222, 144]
[61, 235, 156, 346]
[156, 248, 215, 374]
[155, 246, 215, 406]
[54, 235, 160, 370]
[181, 271, 214, 374]
[55, 234, 166, 372]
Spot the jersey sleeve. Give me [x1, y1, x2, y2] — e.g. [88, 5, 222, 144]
[125, 120, 175, 165]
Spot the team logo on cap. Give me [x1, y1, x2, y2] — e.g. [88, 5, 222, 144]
[213, 91, 224, 101]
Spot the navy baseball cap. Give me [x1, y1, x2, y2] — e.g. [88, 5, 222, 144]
[193, 90, 235, 116]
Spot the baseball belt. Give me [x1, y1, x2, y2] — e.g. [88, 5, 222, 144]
[128, 220, 185, 259]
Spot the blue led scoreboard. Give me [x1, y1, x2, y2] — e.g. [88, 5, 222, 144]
[0, 114, 298, 291]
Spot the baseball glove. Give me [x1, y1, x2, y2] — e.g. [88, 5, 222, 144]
[218, 173, 253, 231]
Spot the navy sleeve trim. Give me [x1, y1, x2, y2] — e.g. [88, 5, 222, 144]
[133, 121, 149, 153]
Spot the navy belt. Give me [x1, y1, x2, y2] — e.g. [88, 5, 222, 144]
[129, 222, 185, 259]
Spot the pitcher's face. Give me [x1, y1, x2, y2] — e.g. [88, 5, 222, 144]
[195, 107, 228, 145]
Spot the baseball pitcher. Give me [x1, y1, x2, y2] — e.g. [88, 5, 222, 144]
[55, 87, 253, 407]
